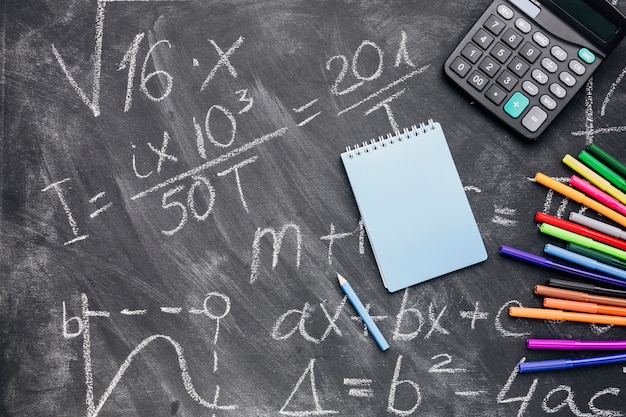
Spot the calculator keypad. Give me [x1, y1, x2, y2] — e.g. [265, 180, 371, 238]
[444, 1, 602, 139]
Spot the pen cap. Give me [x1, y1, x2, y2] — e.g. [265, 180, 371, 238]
[527, 339, 575, 350]
[518, 359, 571, 373]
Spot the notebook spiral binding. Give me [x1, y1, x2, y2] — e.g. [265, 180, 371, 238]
[345, 119, 436, 158]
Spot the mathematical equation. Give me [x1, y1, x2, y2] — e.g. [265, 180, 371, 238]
[62, 292, 626, 417]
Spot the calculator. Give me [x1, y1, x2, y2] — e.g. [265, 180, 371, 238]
[444, 0, 626, 139]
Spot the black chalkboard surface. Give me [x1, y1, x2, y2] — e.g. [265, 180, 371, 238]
[4, 1, 626, 416]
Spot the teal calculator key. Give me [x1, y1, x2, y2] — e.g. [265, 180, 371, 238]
[578, 48, 596, 64]
[504, 92, 530, 118]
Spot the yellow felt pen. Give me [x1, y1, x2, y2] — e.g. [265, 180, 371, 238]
[563, 154, 626, 205]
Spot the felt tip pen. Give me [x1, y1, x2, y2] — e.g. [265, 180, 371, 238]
[587, 143, 626, 179]
[535, 284, 626, 308]
[499, 245, 626, 289]
[579, 150, 626, 193]
[567, 243, 626, 270]
[527, 338, 626, 350]
[543, 297, 626, 317]
[534, 172, 626, 227]
[543, 244, 626, 280]
[539, 223, 626, 262]
[569, 175, 626, 216]
[509, 306, 626, 326]
[569, 212, 626, 240]
[337, 273, 389, 351]
[535, 212, 626, 251]
[547, 278, 626, 298]
[518, 352, 626, 373]
[562, 155, 626, 205]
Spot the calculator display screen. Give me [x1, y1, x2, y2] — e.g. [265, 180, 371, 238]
[552, 0, 618, 41]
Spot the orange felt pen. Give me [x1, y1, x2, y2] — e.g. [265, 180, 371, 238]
[509, 306, 626, 326]
[543, 297, 626, 317]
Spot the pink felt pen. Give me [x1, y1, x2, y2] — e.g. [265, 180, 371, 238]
[527, 339, 626, 350]
[570, 175, 626, 216]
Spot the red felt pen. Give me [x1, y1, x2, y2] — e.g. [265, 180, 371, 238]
[535, 212, 626, 251]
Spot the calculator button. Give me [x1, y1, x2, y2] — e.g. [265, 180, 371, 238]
[485, 84, 507, 105]
[522, 80, 539, 96]
[468, 70, 489, 91]
[484, 15, 506, 36]
[502, 28, 523, 49]
[473, 29, 494, 49]
[522, 106, 548, 132]
[519, 42, 541, 63]
[504, 92, 530, 118]
[532, 68, 549, 85]
[461, 43, 483, 63]
[550, 83, 567, 98]
[450, 56, 472, 77]
[497, 4, 514, 19]
[569, 59, 586, 76]
[559, 71, 576, 87]
[551, 46, 568, 62]
[540, 94, 557, 110]
[533, 32, 550, 47]
[497, 70, 518, 91]
[541, 57, 558, 73]
[515, 18, 532, 34]
[508, 56, 530, 77]
[578, 48, 596, 64]
[479, 56, 501, 77]
[490, 42, 512, 63]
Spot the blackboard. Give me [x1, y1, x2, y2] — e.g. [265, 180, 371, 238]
[4, 1, 626, 416]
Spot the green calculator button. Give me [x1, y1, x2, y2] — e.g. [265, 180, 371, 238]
[578, 48, 596, 64]
[504, 92, 530, 118]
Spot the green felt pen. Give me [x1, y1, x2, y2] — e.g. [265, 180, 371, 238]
[579, 150, 626, 192]
[567, 243, 626, 270]
[587, 144, 626, 180]
[540, 223, 626, 262]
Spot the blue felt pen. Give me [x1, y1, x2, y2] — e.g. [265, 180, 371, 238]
[519, 352, 626, 373]
[544, 244, 626, 280]
[499, 245, 626, 289]
[337, 273, 389, 351]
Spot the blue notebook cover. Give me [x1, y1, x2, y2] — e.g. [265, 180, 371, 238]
[340, 120, 487, 292]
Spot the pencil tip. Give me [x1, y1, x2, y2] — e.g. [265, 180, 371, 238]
[336, 273, 346, 285]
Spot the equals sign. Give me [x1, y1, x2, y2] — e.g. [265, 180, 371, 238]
[343, 378, 374, 398]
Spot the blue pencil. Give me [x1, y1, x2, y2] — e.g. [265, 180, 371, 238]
[337, 273, 389, 351]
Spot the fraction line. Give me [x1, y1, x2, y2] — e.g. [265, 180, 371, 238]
[131, 127, 288, 200]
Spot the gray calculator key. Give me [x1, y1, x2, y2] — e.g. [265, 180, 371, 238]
[485, 84, 507, 105]
[461, 43, 482, 63]
[497, 4, 514, 19]
[540, 94, 557, 110]
[497, 70, 518, 91]
[520, 42, 541, 63]
[559, 71, 576, 87]
[479, 56, 501, 77]
[468, 70, 489, 91]
[551, 46, 568, 61]
[522, 106, 548, 132]
[473, 28, 494, 49]
[515, 18, 532, 33]
[542, 57, 558, 73]
[484, 14, 506, 35]
[522, 80, 539, 96]
[532, 68, 549, 84]
[569, 59, 586, 75]
[550, 83, 567, 98]
[491, 42, 512, 63]
[503, 28, 523, 49]
[533, 31, 550, 47]
[450, 56, 472, 77]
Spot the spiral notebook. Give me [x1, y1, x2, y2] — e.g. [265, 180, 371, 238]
[341, 120, 487, 292]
